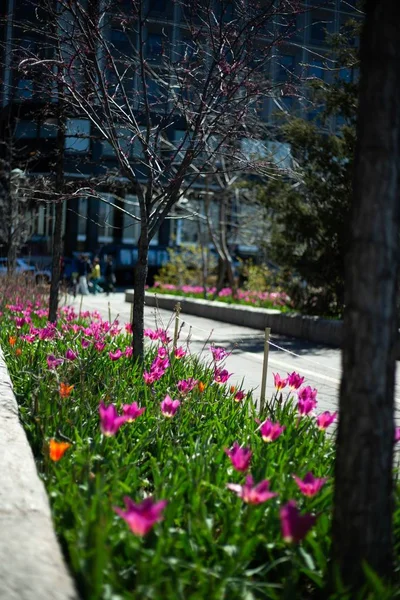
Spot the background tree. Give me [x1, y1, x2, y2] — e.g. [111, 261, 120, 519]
[19, 0, 300, 360]
[332, 0, 400, 590]
[259, 22, 358, 316]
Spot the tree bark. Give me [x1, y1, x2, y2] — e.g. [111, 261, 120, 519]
[132, 229, 149, 362]
[48, 201, 63, 322]
[331, 0, 400, 591]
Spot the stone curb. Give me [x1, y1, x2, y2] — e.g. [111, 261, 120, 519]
[0, 346, 78, 600]
[125, 290, 343, 347]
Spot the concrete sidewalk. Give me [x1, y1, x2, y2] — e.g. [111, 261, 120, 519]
[0, 347, 77, 600]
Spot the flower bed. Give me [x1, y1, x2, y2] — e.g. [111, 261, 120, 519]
[0, 295, 394, 598]
[149, 282, 293, 312]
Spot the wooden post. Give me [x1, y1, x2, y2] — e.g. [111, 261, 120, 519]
[259, 327, 271, 413]
[173, 302, 181, 350]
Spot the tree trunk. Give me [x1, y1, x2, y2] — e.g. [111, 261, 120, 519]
[331, 0, 400, 591]
[48, 201, 63, 322]
[132, 230, 149, 362]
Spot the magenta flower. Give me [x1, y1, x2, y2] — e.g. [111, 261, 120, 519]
[160, 395, 181, 418]
[259, 419, 285, 443]
[280, 500, 316, 544]
[234, 390, 246, 402]
[122, 402, 146, 422]
[157, 347, 168, 359]
[15, 316, 26, 328]
[293, 472, 327, 497]
[177, 378, 198, 395]
[109, 349, 123, 361]
[214, 368, 232, 384]
[316, 411, 337, 430]
[395, 427, 400, 443]
[114, 496, 167, 536]
[99, 402, 126, 436]
[273, 373, 288, 391]
[124, 346, 133, 358]
[298, 385, 318, 403]
[287, 371, 305, 390]
[227, 475, 277, 504]
[174, 346, 186, 359]
[211, 346, 228, 362]
[143, 371, 156, 385]
[298, 398, 317, 416]
[46, 354, 64, 370]
[225, 441, 252, 472]
[65, 348, 78, 361]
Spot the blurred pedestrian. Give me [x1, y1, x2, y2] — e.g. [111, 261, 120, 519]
[104, 255, 116, 295]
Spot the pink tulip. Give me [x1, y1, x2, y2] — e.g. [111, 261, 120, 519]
[316, 411, 337, 430]
[114, 496, 167, 536]
[227, 475, 277, 504]
[259, 419, 285, 442]
[122, 402, 146, 422]
[160, 395, 180, 418]
[174, 346, 186, 359]
[293, 472, 327, 497]
[225, 441, 252, 472]
[287, 371, 305, 390]
[214, 368, 232, 384]
[99, 402, 126, 436]
[46, 354, 64, 370]
[211, 346, 228, 361]
[280, 500, 316, 544]
[273, 373, 287, 391]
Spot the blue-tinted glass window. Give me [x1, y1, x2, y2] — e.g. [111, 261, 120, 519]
[277, 55, 295, 82]
[147, 33, 163, 56]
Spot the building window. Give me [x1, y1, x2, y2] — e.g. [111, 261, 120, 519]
[147, 33, 163, 57]
[98, 194, 115, 242]
[276, 55, 295, 82]
[123, 195, 140, 244]
[65, 119, 90, 153]
[14, 120, 38, 139]
[15, 79, 34, 99]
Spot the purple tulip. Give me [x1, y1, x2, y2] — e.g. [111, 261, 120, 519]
[122, 402, 146, 422]
[227, 475, 277, 504]
[114, 496, 167, 536]
[99, 402, 126, 436]
[259, 419, 285, 442]
[160, 395, 180, 418]
[280, 500, 316, 544]
[293, 472, 327, 497]
[225, 441, 252, 472]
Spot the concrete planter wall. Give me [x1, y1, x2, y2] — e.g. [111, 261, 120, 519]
[0, 347, 78, 600]
[125, 290, 343, 347]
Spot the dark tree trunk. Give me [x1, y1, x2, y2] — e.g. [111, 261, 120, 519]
[132, 230, 149, 362]
[48, 201, 63, 322]
[48, 89, 65, 323]
[331, 0, 400, 591]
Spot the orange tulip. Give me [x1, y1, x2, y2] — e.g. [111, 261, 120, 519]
[8, 336, 16, 346]
[49, 439, 71, 461]
[59, 382, 74, 398]
[198, 381, 205, 393]
[15, 348, 22, 356]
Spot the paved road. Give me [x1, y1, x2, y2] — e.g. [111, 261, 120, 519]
[67, 292, 400, 419]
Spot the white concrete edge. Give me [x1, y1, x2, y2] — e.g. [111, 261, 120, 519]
[0, 346, 78, 600]
[125, 290, 343, 347]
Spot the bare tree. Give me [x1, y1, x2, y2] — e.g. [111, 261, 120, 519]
[19, 0, 300, 360]
[332, 0, 400, 591]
